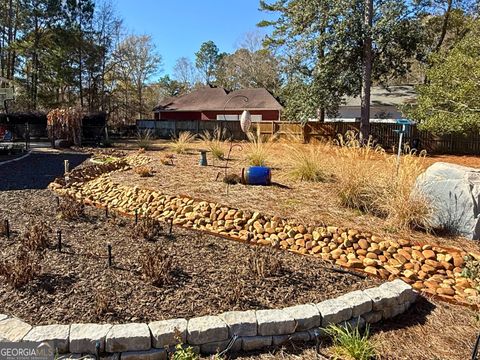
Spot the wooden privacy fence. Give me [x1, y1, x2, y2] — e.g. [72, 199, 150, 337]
[136, 119, 480, 155]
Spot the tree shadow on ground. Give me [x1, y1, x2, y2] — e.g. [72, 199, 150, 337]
[28, 273, 78, 294]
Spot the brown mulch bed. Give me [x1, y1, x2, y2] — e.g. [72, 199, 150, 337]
[0, 189, 379, 325]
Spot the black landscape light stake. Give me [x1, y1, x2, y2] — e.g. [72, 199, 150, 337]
[135, 209, 138, 224]
[56, 197, 60, 207]
[57, 230, 62, 252]
[107, 244, 113, 267]
[4, 219, 10, 239]
[105, 205, 108, 218]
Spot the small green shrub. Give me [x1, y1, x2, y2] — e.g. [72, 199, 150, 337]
[325, 322, 376, 360]
[171, 343, 199, 360]
[461, 255, 480, 283]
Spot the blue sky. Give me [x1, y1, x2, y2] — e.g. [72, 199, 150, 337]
[115, 0, 276, 77]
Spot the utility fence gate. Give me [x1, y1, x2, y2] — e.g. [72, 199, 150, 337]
[136, 119, 480, 155]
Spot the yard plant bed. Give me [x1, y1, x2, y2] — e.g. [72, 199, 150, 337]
[49, 150, 480, 307]
[0, 189, 379, 325]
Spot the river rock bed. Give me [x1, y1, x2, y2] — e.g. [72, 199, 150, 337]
[48, 155, 480, 307]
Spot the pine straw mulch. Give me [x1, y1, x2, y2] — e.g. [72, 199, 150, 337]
[0, 189, 379, 326]
[108, 141, 480, 254]
[230, 297, 479, 360]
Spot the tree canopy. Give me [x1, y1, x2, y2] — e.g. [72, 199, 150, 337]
[259, 0, 425, 127]
[404, 20, 480, 134]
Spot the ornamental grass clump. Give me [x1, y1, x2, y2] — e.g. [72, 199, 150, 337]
[137, 129, 154, 150]
[200, 127, 229, 161]
[332, 132, 386, 213]
[171, 131, 195, 154]
[325, 322, 376, 360]
[331, 131, 432, 231]
[244, 132, 275, 167]
[247, 247, 283, 278]
[287, 144, 329, 182]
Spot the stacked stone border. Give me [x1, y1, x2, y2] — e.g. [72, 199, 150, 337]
[0, 280, 417, 358]
[48, 156, 480, 307]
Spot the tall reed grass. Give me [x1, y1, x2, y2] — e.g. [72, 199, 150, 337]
[331, 131, 432, 230]
[244, 132, 275, 166]
[286, 144, 329, 182]
[200, 127, 228, 160]
[171, 131, 195, 154]
[137, 129, 153, 150]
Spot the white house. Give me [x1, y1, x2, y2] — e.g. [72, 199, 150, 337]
[325, 85, 416, 123]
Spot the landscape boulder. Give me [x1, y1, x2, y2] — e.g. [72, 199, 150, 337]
[416, 162, 480, 240]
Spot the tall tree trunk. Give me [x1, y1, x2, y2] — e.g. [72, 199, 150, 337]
[360, 0, 373, 141]
[9, 0, 19, 81]
[435, 0, 453, 53]
[6, 0, 14, 79]
[78, 14, 84, 108]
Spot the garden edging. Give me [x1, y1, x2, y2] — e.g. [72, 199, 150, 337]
[0, 280, 417, 358]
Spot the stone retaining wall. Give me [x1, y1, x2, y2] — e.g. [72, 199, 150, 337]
[0, 280, 417, 358]
[48, 157, 480, 307]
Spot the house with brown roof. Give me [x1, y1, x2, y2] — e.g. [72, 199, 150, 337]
[153, 87, 283, 122]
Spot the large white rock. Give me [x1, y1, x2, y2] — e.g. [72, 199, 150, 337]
[416, 162, 480, 239]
